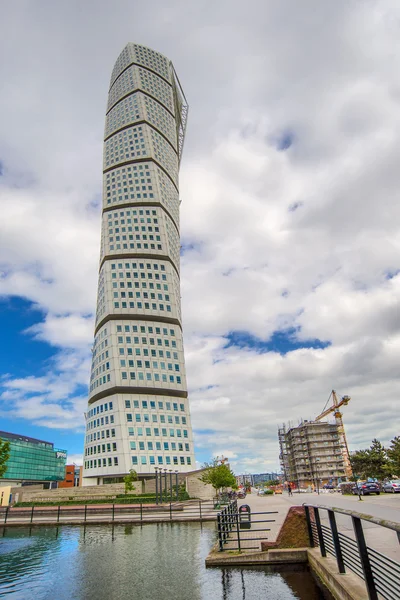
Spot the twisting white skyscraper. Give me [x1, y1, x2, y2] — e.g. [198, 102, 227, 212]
[82, 44, 195, 485]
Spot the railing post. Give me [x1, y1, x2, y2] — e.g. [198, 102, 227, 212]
[304, 505, 314, 547]
[170, 501, 172, 521]
[217, 514, 224, 551]
[30, 506, 34, 524]
[328, 510, 345, 573]
[199, 500, 202, 522]
[352, 516, 378, 600]
[235, 510, 241, 552]
[4, 506, 9, 524]
[112, 503, 115, 522]
[84, 504, 87, 523]
[314, 507, 326, 557]
[140, 502, 143, 522]
[57, 505, 61, 523]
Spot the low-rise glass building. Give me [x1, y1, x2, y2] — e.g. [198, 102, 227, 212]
[0, 431, 67, 483]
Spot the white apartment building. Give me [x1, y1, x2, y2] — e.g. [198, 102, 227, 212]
[82, 44, 195, 485]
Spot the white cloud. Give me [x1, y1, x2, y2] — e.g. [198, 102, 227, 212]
[0, 0, 400, 472]
[67, 454, 83, 466]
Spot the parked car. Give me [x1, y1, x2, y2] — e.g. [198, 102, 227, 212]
[237, 490, 246, 499]
[352, 482, 380, 496]
[383, 480, 400, 493]
[323, 484, 335, 490]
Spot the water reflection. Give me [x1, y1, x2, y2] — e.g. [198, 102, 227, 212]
[0, 524, 328, 600]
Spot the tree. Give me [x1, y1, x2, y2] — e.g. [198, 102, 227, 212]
[123, 469, 138, 494]
[386, 436, 400, 478]
[199, 459, 237, 494]
[350, 449, 371, 480]
[265, 479, 280, 487]
[368, 439, 388, 480]
[350, 439, 389, 480]
[0, 438, 10, 478]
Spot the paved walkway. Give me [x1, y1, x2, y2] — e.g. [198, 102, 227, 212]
[221, 491, 400, 561]
[285, 490, 400, 562]
[0, 500, 218, 526]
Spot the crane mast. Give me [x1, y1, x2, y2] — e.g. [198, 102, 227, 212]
[315, 390, 352, 480]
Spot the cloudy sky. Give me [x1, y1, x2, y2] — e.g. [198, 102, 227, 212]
[0, 0, 399, 473]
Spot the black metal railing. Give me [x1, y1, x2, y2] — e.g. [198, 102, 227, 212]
[216, 502, 277, 552]
[0, 500, 216, 526]
[304, 503, 400, 600]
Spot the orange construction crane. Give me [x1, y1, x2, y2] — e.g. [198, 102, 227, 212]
[315, 390, 352, 480]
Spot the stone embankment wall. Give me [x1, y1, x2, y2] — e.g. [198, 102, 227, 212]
[11, 470, 214, 503]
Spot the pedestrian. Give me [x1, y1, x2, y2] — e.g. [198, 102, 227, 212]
[287, 483, 293, 497]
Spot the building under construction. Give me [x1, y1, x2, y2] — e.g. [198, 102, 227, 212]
[278, 391, 353, 489]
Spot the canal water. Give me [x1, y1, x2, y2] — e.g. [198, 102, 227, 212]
[0, 523, 330, 599]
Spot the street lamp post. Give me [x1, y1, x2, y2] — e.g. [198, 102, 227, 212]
[175, 470, 179, 501]
[169, 470, 173, 502]
[164, 469, 168, 501]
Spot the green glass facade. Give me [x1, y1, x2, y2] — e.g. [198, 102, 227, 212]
[0, 431, 67, 482]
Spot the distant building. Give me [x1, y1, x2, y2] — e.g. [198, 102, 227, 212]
[252, 473, 280, 485]
[58, 464, 82, 488]
[0, 431, 67, 486]
[236, 472, 281, 487]
[279, 420, 348, 488]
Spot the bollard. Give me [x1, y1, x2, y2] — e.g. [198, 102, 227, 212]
[238, 505, 251, 530]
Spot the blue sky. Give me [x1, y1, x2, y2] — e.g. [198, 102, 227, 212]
[1, 0, 400, 472]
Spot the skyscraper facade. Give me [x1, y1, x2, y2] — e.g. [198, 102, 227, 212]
[82, 44, 195, 485]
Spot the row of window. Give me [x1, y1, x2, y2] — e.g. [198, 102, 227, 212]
[117, 333, 175, 344]
[86, 428, 116, 440]
[86, 415, 115, 429]
[131, 455, 191, 466]
[125, 411, 186, 424]
[86, 414, 115, 428]
[125, 426, 189, 438]
[105, 166, 153, 184]
[86, 457, 119, 468]
[105, 281, 169, 292]
[85, 442, 118, 456]
[85, 441, 190, 456]
[85, 454, 192, 469]
[89, 372, 182, 392]
[111, 262, 166, 272]
[112, 301, 172, 312]
[116, 324, 175, 335]
[87, 402, 113, 418]
[113, 291, 171, 302]
[92, 348, 179, 376]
